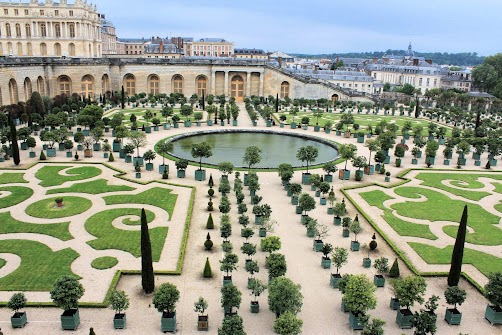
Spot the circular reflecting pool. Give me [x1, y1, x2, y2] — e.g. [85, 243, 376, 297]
[167, 130, 338, 169]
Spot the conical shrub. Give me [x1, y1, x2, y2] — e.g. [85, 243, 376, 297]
[203, 257, 212, 278]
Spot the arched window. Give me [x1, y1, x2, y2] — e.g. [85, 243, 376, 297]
[7, 42, 12, 55]
[54, 43, 61, 56]
[27, 42, 32, 56]
[331, 94, 339, 103]
[230, 75, 244, 100]
[55, 24, 61, 37]
[69, 24, 75, 38]
[124, 74, 136, 96]
[148, 75, 160, 95]
[81, 75, 94, 99]
[5, 23, 11, 37]
[16, 42, 23, 56]
[102, 74, 110, 95]
[196, 76, 207, 97]
[15, 24, 21, 37]
[40, 23, 47, 37]
[25, 24, 31, 37]
[172, 75, 183, 94]
[37, 76, 45, 96]
[280, 81, 290, 99]
[9, 79, 19, 104]
[40, 43, 47, 56]
[69, 43, 75, 56]
[58, 76, 71, 95]
[24, 78, 32, 101]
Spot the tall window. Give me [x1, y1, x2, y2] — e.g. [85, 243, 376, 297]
[230, 75, 244, 100]
[25, 24, 31, 37]
[24, 78, 32, 101]
[148, 75, 160, 95]
[27, 42, 32, 56]
[59, 76, 71, 95]
[40, 43, 47, 56]
[101, 74, 110, 94]
[172, 75, 183, 94]
[280, 81, 290, 99]
[40, 23, 47, 37]
[69, 24, 75, 38]
[16, 42, 22, 56]
[9, 79, 18, 104]
[15, 24, 21, 37]
[81, 75, 94, 99]
[37, 76, 45, 96]
[125, 74, 136, 96]
[5, 24, 11, 37]
[197, 76, 207, 97]
[55, 24, 61, 37]
[68, 43, 75, 56]
[54, 43, 61, 56]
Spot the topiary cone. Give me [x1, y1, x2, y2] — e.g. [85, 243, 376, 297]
[203, 257, 212, 278]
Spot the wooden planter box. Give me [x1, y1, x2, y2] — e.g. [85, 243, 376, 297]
[114, 313, 126, 329]
[396, 309, 413, 329]
[11, 312, 27, 328]
[445, 308, 462, 325]
[61, 309, 80, 330]
[197, 315, 209, 331]
[161, 312, 176, 333]
[364, 165, 375, 175]
[339, 169, 350, 180]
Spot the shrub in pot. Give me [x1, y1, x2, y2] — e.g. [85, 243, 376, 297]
[330, 247, 348, 289]
[153, 282, 180, 333]
[220, 253, 238, 285]
[444, 286, 466, 325]
[373, 257, 389, 287]
[350, 220, 362, 251]
[50, 275, 85, 331]
[249, 279, 266, 313]
[484, 272, 502, 325]
[394, 276, 427, 329]
[194, 297, 209, 331]
[321, 243, 333, 269]
[221, 284, 242, 316]
[245, 260, 259, 289]
[109, 290, 130, 329]
[8, 292, 27, 328]
[344, 274, 377, 330]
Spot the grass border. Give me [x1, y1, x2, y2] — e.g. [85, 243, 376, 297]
[0, 161, 195, 308]
[341, 167, 497, 294]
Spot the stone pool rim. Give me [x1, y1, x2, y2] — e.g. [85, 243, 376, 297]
[159, 129, 340, 170]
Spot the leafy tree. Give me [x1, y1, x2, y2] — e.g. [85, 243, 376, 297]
[411, 309, 437, 335]
[218, 315, 246, 335]
[194, 296, 208, 316]
[30, 91, 46, 117]
[218, 161, 234, 176]
[141, 208, 154, 293]
[485, 272, 502, 308]
[322, 161, 338, 175]
[339, 144, 357, 170]
[268, 277, 303, 317]
[50, 275, 85, 311]
[220, 284, 242, 314]
[344, 274, 377, 317]
[266, 253, 287, 279]
[296, 146, 319, 173]
[220, 253, 238, 277]
[273, 311, 303, 335]
[361, 317, 386, 335]
[243, 146, 262, 171]
[395, 276, 427, 309]
[152, 283, 180, 316]
[261, 236, 281, 254]
[444, 286, 466, 310]
[191, 142, 213, 170]
[109, 290, 130, 315]
[7, 292, 27, 313]
[448, 205, 468, 287]
[128, 131, 147, 158]
[298, 193, 316, 216]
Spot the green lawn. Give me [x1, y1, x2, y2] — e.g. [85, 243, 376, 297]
[91, 256, 119, 270]
[393, 187, 502, 245]
[26, 196, 93, 219]
[85, 208, 167, 261]
[47, 179, 135, 195]
[0, 258, 5, 269]
[0, 173, 28, 184]
[0, 212, 72, 241]
[0, 240, 79, 291]
[104, 187, 177, 219]
[0, 186, 34, 209]
[360, 190, 437, 240]
[36, 166, 102, 187]
[495, 203, 502, 214]
[409, 242, 502, 277]
[415, 172, 502, 201]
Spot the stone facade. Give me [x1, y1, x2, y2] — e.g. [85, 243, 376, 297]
[0, 0, 101, 58]
[184, 38, 234, 57]
[0, 58, 369, 106]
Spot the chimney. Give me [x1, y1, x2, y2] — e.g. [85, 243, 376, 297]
[413, 59, 419, 66]
[425, 59, 433, 65]
[372, 57, 378, 64]
[151, 36, 154, 43]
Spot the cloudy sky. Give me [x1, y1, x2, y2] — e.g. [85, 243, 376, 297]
[96, 0, 500, 55]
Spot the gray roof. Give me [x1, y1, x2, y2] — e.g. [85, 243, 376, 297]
[469, 92, 495, 98]
[235, 48, 265, 55]
[198, 38, 227, 43]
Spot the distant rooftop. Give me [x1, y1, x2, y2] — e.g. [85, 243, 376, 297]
[235, 48, 266, 55]
[198, 38, 228, 43]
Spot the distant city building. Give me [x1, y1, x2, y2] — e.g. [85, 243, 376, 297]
[441, 68, 472, 92]
[234, 48, 267, 60]
[0, 0, 102, 58]
[184, 38, 234, 57]
[268, 51, 295, 65]
[117, 38, 145, 55]
[143, 37, 183, 59]
[100, 14, 116, 55]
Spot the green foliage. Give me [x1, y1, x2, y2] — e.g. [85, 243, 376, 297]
[25, 196, 92, 219]
[194, 296, 208, 315]
[141, 208, 154, 294]
[39, 150, 47, 160]
[109, 290, 130, 314]
[331, 247, 348, 274]
[35, 166, 102, 187]
[104, 187, 177, 218]
[389, 259, 400, 278]
[218, 315, 245, 335]
[296, 146, 319, 172]
[203, 257, 213, 278]
[268, 277, 303, 317]
[47, 179, 134, 195]
[206, 213, 214, 229]
[7, 292, 27, 312]
[373, 257, 390, 275]
[344, 274, 377, 316]
[266, 253, 287, 279]
[395, 276, 427, 309]
[218, 162, 234, 176]
[361, 318, 386, 335]
[220, 283, 242, 312]
[274, 311, 303, 335]
[0, 186, 33, 209]
[243, 146, 262, 171]
[411, 309, 437, 335]
[485, 272, 502, 307]
[448, 206, 468, 287]
[298, 193, 316, 214]
[220, 253, 238, 276]
[91, 256, 118, 270]
[444, 286, 466, 309]
[50, 275, 85, 311]
[260, 236, 282, 253]
[152, 282, 180, 314]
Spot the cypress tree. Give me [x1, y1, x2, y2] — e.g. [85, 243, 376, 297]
[203, 257, 212, 278]
[201, 92, 205, 110]
[141, 208, 155, 293]
[275, 93, 279, 114]
[206, 213, 214, 229]
[121, 86, 125, 109]
[389, 258, 400, 278]
[30, 91, 46, 118]
[448, 205, 468, 287]
[10, 119, 20, 165]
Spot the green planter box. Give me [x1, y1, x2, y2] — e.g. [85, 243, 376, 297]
[314, 125, 321, 132]
[250, 302, 260, 313]
[184, 121, 192, 127]
[177, 170, 186, 178]
[135, 172, 141, 179]
[20, 142, 28, 150]
[255, 215, 263, 225]
[330, 274, 341, 288]
[334, 216, 341, 225]
[321, 257, 331, 269]
[112, 142, 122, 152]
[290, 122, 297, 129]
[133, 157, 144, 166]
[313, 240, 323, 252]
[164, 123, 172, 129]
[259, 228, 267, 237]
[154, 125, 159, 131]
[390, 298, 400, 310]
[324, 174, 333, 182]
[291, 196, 299, 205]
[445, 308, 462, 325]
[342, 229, 350, 238]
[485, 305, 502, 325]
[307, 228, 315, 238]
[93, 143, 101, 151]
[66, 151, 73, 158]
[355, 170, 364, 181]
[61, 309, 80, 330]
[295, 206, 302, 214]
[351, 241, 360, 251]
[266, 120, 272, 127]
[161, 312, 176, 333]
[475, 160, 481, 166]
[280, 123, 284, 128]
[327, 207, 334, 215]
[11, 312, 27, 328]
[159, 164, 169, 174]
[315, 190, 321, 197]
[458, 158, 467, 166]
[145, 126, 152, 133]
[29, 151, 36, 158]
[341, 297, 349, 312]
[444, 159, 450, 165]
[114, 313, 126, 329]
[125, 155, 132, 163]
[46, 148, 57, 157]
[349, 312, 365, 330]
[396, 309, 413, 329]
[302, 173, 311, 185]
[223, 276, 232, 286]
[233, 120, 238, 126]
[357, 136, 365, 143]
[339, 170, 350, 180]
[363, 258, 371, 268]
[146, 163, 154, 171]
[374, 275, 385, 287]
[325, 128, 331, 134]
[195, 169, 207, 181]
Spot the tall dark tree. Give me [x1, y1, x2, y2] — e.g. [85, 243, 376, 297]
[201, 92, 205, 110]
[141, 208, 155, 293]
[121, 85, 125, 109]
[30, 91, 46, 118]
[275, 93, 279, 114]
[10, 119, 20, 166]
[448, 205, 468, 287]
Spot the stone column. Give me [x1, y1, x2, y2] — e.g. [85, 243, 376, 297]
[224, 71, 229, 97]
[211, 70, 216, 95]
[259, 72, 264, 97]
[246, 72, 251, 97]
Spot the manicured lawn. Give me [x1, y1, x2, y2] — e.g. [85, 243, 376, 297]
[0, 212, 72, 241]
[0, 186, 33, 209]
[26, 196, 93, 219]
[409, 242, 502, 277]
[91, 256, 119, 270]
[0, 173, 27, 184]
[85, 208, 167, 261]
[360, 190, 437, 240]
[393, 187, 502, 245]
[0, 258, 6, 269]
[495, 202, 502, 214]
[0, 240, 79, 291]
[104, 187, 177, 218]
[415, 172, 502, 201]
[47, 179, 135, 195]
[36, 166, 102, 187]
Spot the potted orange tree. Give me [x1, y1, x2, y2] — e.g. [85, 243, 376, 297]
[194, 297, 209, 331]
[8, 292, 27, 328]
[153, 283, 180, 333]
